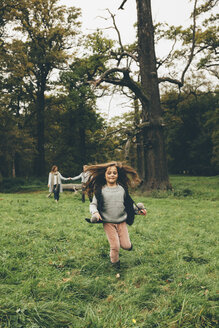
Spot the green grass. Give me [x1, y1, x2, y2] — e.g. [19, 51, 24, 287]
[0, 176, 218, 327]
[0, 177, 47, 193]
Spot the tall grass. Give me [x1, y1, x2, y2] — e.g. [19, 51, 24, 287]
[0, 176, 218, 327]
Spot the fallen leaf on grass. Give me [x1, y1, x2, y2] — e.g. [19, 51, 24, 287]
[162, 285, 170, 292]
[62, 277, 72, 283]
[186, 273, 191, 279]
[107, 295, 114, 302]
[135, 282, 141, 288]
[204, 289, 209, 295]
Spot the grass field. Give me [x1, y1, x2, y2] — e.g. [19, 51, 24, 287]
[0, 176, 218, 328]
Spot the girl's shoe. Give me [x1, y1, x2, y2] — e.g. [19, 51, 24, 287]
[111, 260, 120, 270]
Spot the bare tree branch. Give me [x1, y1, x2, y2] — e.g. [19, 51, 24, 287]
[158, 0, 198, 88]
[107, 9, 124, 51]
[116, 51, 138, 66]
[204, 63, 219, 67]
[107, 10, 138, 67]
[157, 37, 177, 69]
[158, 77, 183, 87]
[88, 67, 149, 105]
[180, 0, 198, 85]
[118, 0, 128, 10]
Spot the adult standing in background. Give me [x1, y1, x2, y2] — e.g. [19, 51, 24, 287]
[48, 165, 71, 202]
[71, 165, 91, 202]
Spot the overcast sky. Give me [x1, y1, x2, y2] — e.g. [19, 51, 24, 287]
[59, 0, 193, 43]
[57, 0, 194, 119]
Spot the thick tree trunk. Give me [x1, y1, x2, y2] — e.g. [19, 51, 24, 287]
[134, 97, 145, 179]
[12, 158, 16, 178]
[79, 105, 87, 166]
[136, 0, 171, 190]
[136, 132, 145, 180]
[14, 153, 21, 177]
[15, 98, 21, 177]
[79, 127, 86, 165]
[35, 85, 45, 177]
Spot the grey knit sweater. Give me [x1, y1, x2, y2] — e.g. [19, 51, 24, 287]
[89, 184, 127, 223]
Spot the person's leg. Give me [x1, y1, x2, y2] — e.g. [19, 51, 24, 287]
[53, 185, 60, 201]
[103, 223, 120, 263]
[82, 184, 85, 203]
[53, 185, 57, 200]
[117, 222, 132, 251]
[56, 184, 60, 201]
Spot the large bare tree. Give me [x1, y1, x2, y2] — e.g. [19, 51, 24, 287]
[135, 0, 171, 189]
[92, 0, 172, 190]
[90, 0, 218, 190]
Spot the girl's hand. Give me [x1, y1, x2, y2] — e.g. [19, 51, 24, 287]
[91, 212, 102, 222]
[136, 203, 147, 216]
[95, 212, 102, 221]
[138, 208, 147, 216]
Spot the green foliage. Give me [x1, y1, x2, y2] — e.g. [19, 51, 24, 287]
[162, 90, 218, 175]
[47, 56, 108, 174]
[0, 0, 82, 177]
[0, 108, 35, 177]
[205, 106, 219, 170]
[0, 175, 218, 327]
[155, 1, 218, 77]
[0, 176, 47, 193]
[0, 0, 218, 183]
[3, 0, 81, 90]
[84, 31, 115, 55]
[101, 111, 139, 165]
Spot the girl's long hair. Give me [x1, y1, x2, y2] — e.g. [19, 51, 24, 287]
[51, 165, 58, 173]
[85, 161, 141, 197]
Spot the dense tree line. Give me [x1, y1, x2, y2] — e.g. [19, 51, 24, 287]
[163, 90, 218, 175]
[0, 0, 108, 178]
[0, 0, 218, 184]
[108, 90, 218, 176]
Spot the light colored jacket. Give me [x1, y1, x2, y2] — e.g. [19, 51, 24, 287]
[48, 172, 69, 192]
[71, 171, 90, 184]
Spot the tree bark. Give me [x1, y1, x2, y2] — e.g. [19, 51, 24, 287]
[35, 82, 45, 177]
[79, 126, 86, 165]
[78, 106, 86, 166]
[136, 0, 171, 190]
[134, 97, 145, 179]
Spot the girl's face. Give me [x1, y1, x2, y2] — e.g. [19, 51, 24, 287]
[105, 165, 118, 187]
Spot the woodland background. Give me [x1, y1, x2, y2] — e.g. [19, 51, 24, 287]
[0, 0, 218, 189]
[0, 2, 218, 327]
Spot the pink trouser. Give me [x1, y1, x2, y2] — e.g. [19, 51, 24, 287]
[103, 222, 132, 263]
